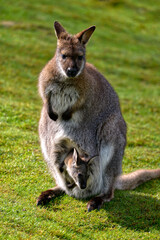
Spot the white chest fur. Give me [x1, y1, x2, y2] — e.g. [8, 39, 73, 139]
[49, 83, 79, 114]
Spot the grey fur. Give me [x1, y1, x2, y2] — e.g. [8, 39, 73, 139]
[38, 68, 127, 196]
[37, 22, 160, 211]
[37, 22, 127, 209]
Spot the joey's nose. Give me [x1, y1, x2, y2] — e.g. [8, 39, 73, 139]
[67, 68, 78, 78]
[78, 174, 87, 189]
[80, 182, 87, 189]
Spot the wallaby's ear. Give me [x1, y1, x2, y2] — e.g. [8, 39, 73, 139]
[73, 148, 84, 166]
[76, 26, 96, 45]
[54, 21, 66, 39]
[73, 148, 78, 165]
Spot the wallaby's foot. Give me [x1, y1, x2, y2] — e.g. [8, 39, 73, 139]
[37, 186, 64, 206]
[87, 190, 114, 212]
[87, 196, 104, 212]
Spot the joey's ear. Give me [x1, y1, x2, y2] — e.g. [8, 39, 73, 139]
[54, 21, 66, 39]
[73, 148, 78, 165]
[73, 148, 83, 166]
[76, 26, 96, 45]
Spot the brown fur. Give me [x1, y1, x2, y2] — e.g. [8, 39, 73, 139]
[37, 21, 159, 211]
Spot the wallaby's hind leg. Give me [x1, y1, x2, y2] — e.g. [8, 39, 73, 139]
[87, 115, 126, 212]
[87, 119, 126, 212]
[37, 186, 64, 206]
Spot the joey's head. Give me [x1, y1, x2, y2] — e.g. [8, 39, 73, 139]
[65, 148, 96, 190]
[54, 21, 95, 79]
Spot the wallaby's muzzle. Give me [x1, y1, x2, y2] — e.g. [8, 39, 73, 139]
[78, 173, 87, 189]
[67, 67, 79, 78]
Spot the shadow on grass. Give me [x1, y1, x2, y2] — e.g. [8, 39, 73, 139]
[102, 189, 160, 232]
[37, 184, 160, 233]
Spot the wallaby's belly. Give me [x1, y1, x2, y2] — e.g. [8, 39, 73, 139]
[39, 109, 103, 198]
[39, 108, 99, 158]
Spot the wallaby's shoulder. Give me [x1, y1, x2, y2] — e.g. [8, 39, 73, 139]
[38, 56, 60, 100]
[39, 57, 56, 81]
[85, 62, 118, 95]
[85, 62, 104, 78]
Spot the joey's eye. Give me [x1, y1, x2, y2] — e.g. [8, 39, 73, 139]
[78, 55, 83, 60]
[62, 54, 67, 60]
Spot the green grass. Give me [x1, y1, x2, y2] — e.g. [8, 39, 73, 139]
[0, 0, 160, 239]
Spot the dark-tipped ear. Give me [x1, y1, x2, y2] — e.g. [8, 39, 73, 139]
[76, 26, 96, 45]
[54, 21, 66, 39]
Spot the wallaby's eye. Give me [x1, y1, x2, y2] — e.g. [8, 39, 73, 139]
[78, 55, 83, 60]
[62, 54, 67, 60]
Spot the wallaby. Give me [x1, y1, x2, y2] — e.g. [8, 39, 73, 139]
[64, 148, 91, 190]
[64, 148, 99, 191]
[37, 21, 160, 211]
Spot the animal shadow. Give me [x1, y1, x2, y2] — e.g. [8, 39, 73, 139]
[103, 187, 160, 232]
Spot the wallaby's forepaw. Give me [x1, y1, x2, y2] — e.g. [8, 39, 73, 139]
[62, 108, 72, 121]
[48, 111, 58, 121]
[87, 197, 103, 212]
[37, 189, 56, 206]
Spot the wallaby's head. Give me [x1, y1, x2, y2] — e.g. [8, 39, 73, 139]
[65, 148, 96, 190]
[54, 21, 95, 78]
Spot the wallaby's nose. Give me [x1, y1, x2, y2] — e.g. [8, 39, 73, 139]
[78, 173, 87, 189]
[80, 182, 87, 189]
[67, 67, 78, 78]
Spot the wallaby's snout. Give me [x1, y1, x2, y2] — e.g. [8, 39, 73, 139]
[79, 182, 87, 189]
[67, 67, 79, 78]
[56, 46, 85, 79]
[78, 173, 87, 189]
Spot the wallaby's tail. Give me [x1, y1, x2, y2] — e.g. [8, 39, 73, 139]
[115, 169, 160, 190]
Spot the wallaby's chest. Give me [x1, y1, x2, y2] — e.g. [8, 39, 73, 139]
[50, 83, 79, 114]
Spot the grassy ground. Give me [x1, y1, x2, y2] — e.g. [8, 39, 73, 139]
[0, 0, 160, 239]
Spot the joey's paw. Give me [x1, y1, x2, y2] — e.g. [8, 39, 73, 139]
[36, 190, 55, 206]
[87, 197, 103, 212]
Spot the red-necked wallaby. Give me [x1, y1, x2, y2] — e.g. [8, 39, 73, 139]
[37, 21, 160, 211]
